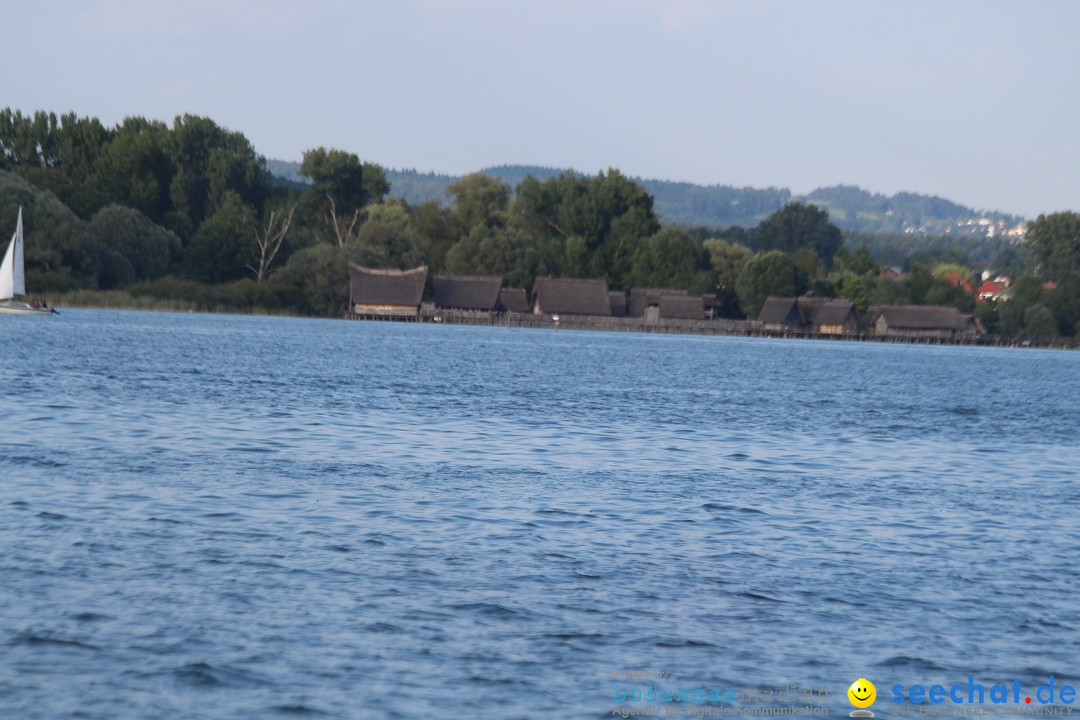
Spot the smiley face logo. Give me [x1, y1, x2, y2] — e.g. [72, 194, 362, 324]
[848, 678, 876, 709]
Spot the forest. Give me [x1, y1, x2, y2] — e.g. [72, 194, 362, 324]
[2, 108, 1078, 339]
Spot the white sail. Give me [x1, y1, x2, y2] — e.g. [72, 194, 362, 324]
[0, 208, 25, 300]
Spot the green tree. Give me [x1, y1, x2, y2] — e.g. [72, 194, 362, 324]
[508, 169, 660, 286]
[629, 228, 709, 292]
[88, 204, 181, 281]
[413, 200, 460, 274]
[931, 262, 973, 285]
[1027, 211, 1080, 281]
[704, 238, 752, 317]
[444, 225, 543, 289]
[167, 115, 270, 239]
[353, 200, 425, 269]
[974, 301, 1000, 335]
[849, 244, 877, 275]
[88, 118, 174, 223]
[837, 272, 871, 313]
[1047, 273, 1080, 336]
[182, 192, 254, 283]
[736, 250, 799, 318]
[0, 169, 107, 292]
[301, 147, 388, 247]
[752, 203, 843, 265]
[445, 173, 510, 230]
[1023, 304, 1058, 340]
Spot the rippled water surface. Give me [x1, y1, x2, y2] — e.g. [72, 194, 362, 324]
[2, 309, 1078, 718]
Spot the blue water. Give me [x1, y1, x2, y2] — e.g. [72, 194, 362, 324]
[2, 309, 1078, 719]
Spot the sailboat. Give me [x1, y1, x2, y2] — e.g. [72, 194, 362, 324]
[0, 207, 54, 316]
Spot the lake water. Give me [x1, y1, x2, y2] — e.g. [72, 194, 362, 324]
[2, 309, 1078, 719]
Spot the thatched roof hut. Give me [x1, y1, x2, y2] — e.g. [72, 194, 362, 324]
[628, 288, 687, 317]
[609, 291, 627, 317]
[532, 277, 611, 316]
[658, 295, 704, 320]
[757, 297, 804, 329]
[349, 264, 427, 317]
[498, 287, 531, 313]
[874, 305, 971, 339]
[433, 274, 502, 311]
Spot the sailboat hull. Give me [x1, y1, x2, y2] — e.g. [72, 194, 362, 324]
[0, 300, 54, 315]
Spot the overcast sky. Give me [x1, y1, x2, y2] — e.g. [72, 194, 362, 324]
[5, 0, 1077, 217]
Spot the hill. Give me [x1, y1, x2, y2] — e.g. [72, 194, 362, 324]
[265, 160, 1024, 236]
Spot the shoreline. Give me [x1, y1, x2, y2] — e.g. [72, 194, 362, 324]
[26, 299, 1076, 350]
[348, 307, 1080, 350]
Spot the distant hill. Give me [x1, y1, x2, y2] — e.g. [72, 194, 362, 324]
[265, 160, 1023, 236]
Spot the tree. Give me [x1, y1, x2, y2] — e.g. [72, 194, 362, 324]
[167, 115, 270, 239]
[1023, 304, 1058, 340]
[445, 173, 510, 230]
[89, 204, 181, 281]
[87, 118, 174, 223]
[353, 200, 424, 269]
[301, 147, 388, 247]
[1, 169, 106, 292]
[413, 200, 460, 274]
[704, 239, 752, 290]
[444, 225, 543, 289]
[629, 228, 709, 292]
[837, 272, 871, 313]
[849, 244, 877, 275]
[735, 250, 799, 318]
[247, 202, 297, 281]
[182, 192, 253, 283]
[704, 238, 753, 317]
[507, 169, 660, 287]
[1026, 211, 1080, 281]
[752, 203, 843, 265]
[1046, 274, 1080, 336]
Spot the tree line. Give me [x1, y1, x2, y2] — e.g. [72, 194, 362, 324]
[1, 108, 1078, 339]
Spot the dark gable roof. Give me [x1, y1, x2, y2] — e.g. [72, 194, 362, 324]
[796, 296, 825, 324]
[498, 287, 530, 313]
[350, 263, 427, 307]
[757, 297, 802, 325]
[878, 305, 961, 330]
[533, 277, 611, 315]
[628, 287, 687, 317]
[863, 305, 883, 325]
[434, 273, 502, 310]
[812, 299, 857, 326]
[659, 295, 703, 319]
[609, 291, 627, 317]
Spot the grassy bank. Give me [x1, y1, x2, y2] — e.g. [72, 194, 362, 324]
[47, 289, 303, 317]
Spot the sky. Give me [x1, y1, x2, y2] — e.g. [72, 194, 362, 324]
[4, 0, 1078, 218]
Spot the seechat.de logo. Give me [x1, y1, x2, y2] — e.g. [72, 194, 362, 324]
[849, 678, 877, 717]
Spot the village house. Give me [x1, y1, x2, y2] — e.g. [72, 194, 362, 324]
[811, 299, 859, 334]
[976, 280, 1012, 302]
[871, 305, 983, 340]
[757, 297, 806, 332]
[628, 288, 685, 318]
[628, 287, 708, 320]
[609, 291, 627, 317]
[757, 296, 859, 334]
[702, 295, 719, 320]
[433, 274, 503, 311]
[349, 263, 427, 319]
[498, 287, 531, 313]
[532, 277, 611, 316]
[655, 294, 705, 320]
